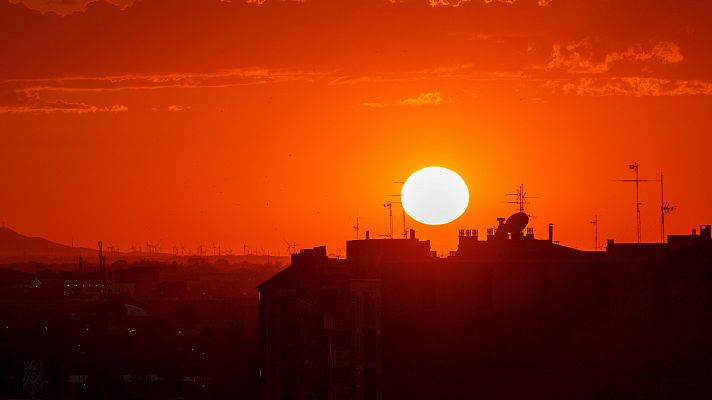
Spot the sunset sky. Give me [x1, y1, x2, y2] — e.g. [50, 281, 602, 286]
[1, 0, 711, 255]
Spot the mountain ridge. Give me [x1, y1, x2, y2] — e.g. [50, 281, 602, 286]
[0, 227, 288, 265]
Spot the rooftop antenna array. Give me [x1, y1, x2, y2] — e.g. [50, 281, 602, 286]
[506, 184, 537, 214]
[590, 214, 599, 251]
[617, 162, 651, 243]
[660, 173, 675, 243]
[383, 201, 394, 239]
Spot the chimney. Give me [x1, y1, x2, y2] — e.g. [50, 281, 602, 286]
[486, 228, 495, 241]
[365, 230, 370, 240]
[409, 229, 416, 239]
[701, 225, 711, 239]
[548, 223, 554, 243]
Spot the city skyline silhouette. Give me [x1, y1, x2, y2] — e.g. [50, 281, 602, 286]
[2, 0, 712, 254]
[1, 1, 712, 399]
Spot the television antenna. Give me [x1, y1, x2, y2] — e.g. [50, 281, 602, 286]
[506, 184, 537, 214]
[590, 214, 599, 251]
[660, 172, 675, 243]
[383, 201, 393, 239]
[617, 162, 652, 243]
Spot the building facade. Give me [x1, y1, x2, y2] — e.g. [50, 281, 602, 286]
[258, 219, 712, 400]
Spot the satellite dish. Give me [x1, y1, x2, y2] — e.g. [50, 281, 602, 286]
[505, 212, 529, 234]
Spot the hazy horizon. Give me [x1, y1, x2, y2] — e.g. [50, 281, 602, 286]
[2, 0, 711, 254]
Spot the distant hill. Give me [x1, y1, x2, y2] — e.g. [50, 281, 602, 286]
[0, 227, 97, 260]
[0, 227, 288, 266]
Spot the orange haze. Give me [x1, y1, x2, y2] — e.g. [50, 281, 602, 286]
[1, 0, 711, 254]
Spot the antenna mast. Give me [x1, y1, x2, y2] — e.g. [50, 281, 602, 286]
[590, 214, 599, 251]
[383, 202, 393, 239]
[660, 172, 675, 242]
[353, 216, 359, 240]
[617, 162, 651, 243]
[506, 184, 537, 214]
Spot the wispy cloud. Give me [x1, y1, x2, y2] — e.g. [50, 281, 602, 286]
[5, 68, 331, 93]
[166, 105, 188, 112]
[397, 91, 446, 106]
[362, 91, 448, 107]
[3, 54, 709, 114]
[0, 68, 333, 114]
[428, 0, 518, 6]
[0, 101, 127, 114]
[544, 77, 712, 97]
[545, 40, 683, 75]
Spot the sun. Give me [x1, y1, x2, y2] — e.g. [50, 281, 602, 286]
[401, 166, 469, 225]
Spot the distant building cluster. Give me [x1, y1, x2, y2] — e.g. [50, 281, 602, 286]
[258, 216, 712, 399]
[0, 259, 281, 399]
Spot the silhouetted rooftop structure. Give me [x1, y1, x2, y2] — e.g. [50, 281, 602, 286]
[258, 215, 712, 400]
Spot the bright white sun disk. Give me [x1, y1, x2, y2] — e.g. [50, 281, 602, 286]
[401, 166, 469, 225]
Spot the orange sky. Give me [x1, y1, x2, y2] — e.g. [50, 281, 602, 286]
[1, 0, 711, 255]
